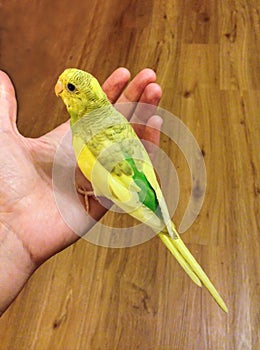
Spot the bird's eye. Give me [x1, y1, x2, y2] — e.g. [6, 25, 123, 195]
[67, 83, 76, 92]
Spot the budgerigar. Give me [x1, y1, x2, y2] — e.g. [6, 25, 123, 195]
[55, 68, 227, 312]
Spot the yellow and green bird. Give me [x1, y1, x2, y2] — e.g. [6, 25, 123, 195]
[55, 68, 228, 312]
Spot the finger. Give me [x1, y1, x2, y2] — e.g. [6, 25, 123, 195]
[138, 82, 162, 107]
[142, 115, 163, 160]
[144, 115, 163, 146]
[0, 71, 18, 133]
[116, 69, 157, 120]
[130, 82, 162, 138]
[102, 67, 131, 103]
[117, 68, 156, 103]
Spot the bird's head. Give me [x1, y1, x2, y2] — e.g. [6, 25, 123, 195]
[55, 68, 110, 124]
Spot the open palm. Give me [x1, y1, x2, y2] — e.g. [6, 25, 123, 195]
[0, 68, 162, 267]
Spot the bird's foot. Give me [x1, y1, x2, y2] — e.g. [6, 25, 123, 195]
[76, 186, 98, 212]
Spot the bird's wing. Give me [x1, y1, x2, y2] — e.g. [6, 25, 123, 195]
[73, 132, 170, 233]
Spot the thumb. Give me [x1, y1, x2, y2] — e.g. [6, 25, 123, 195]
[0, 71, 18, 133]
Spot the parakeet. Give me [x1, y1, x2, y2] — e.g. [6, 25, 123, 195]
[55, 68, 228, 312]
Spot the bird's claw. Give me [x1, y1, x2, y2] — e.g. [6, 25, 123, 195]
[76, 186, 98, 212]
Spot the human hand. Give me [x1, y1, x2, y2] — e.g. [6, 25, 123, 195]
[0, 68, 162, 313]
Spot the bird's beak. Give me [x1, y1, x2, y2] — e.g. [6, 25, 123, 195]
[55, 80, 63, 96]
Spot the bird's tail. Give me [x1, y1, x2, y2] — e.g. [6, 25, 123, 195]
[158, 224, 228, 313]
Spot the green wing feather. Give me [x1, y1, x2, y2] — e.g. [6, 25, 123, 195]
[124, 157, 158, 213]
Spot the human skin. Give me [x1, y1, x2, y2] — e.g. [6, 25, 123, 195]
[0, 68, 162, 315]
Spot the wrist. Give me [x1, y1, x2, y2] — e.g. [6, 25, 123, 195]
[0, 222, 36, 316]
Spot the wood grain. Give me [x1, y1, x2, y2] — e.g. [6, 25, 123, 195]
[0, 0, 259, 349]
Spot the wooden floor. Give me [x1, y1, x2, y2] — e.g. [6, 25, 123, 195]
[0, 0, 260, 349]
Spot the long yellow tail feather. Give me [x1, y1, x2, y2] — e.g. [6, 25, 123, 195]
[158, 233, 202, 287]
[158, 227, 228, 313]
